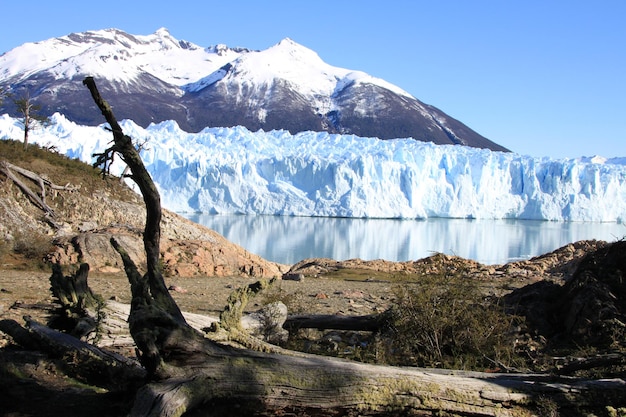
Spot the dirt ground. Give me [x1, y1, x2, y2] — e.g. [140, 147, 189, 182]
[0, 268, 395, 321]
[0, 239, 614, 416]
[0, 266, 401, 417]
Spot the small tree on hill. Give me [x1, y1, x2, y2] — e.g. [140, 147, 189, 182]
[0, 86, 6, 106]
[13, 94, 49, 149]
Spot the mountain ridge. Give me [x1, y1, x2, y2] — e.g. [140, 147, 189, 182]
[0, 28, 509, 151]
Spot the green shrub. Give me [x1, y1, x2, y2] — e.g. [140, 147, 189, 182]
[262, 282, 306, 314]
[381, 272, 523, 371]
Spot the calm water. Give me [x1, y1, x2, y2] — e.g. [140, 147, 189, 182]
[184, 214, 626, 265]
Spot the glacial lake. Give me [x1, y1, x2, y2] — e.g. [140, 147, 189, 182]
[183, 214, 626, 266]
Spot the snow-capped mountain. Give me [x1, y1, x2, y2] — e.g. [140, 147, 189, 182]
[1, 113, 624, 222]
[0, 28, 508, 151]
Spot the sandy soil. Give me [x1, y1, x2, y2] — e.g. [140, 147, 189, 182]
[0, 267, 400, 417]
[0, 268, 396, 328]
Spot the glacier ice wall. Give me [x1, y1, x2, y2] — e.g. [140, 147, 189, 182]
[1, 113, 625, 222]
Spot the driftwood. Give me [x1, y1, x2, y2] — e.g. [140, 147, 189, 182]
[0, 159, 78, 218]
[285, 313, 385, 331]
[0, 317, 146, 391]
[84, 77, 194, 380]
[75, 77, 626, 416]
[556, 353, 626, 376]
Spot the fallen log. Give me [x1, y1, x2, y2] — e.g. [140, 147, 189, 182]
[0, 159, 79, 218]
[284, 313, 385, 331]
[0, 317, 145, 391]
[0, 160, 55, 215]
[556, 353, 626, 375]
[2, 160, 79, 193]
[3, 304, 625, 417]
[128, 345, 626, 417]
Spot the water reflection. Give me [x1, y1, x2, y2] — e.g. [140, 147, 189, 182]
[184, 214, 625, 265]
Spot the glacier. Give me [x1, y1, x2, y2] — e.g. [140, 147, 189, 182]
[1, 112, 625, 222]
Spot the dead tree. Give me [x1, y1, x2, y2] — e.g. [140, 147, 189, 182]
[84, 77, 194, 379]
[0, 159, 78, 218]
[13, 94, 49, 149]
[78, 77, 625, 417]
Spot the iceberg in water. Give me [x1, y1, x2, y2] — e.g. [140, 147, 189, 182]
[1, 112, 625, 222]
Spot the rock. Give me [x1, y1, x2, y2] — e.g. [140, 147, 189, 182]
[48, 223, 286, 278]
[282, 272, 304, 281]
[168, 285, 188, 293]
[78, 221, 98, 232]
[338, 290, 366, 299]
[505, 240, 626, 351]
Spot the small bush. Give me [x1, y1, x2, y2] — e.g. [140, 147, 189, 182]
[0, 238, 11, 259]
[12, 230, 55, 263]
[380, 272, 523, 371]
[534, 396, 559, 417]
[262, 283, 306, 314]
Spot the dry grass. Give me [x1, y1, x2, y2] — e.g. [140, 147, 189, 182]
[0, 139, 137, 203]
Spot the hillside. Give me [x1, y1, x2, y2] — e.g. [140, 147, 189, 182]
[0, 139, 285, 277]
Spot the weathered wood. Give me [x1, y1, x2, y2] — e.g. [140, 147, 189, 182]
[5, 305, 625, 417]
[0, 160, 55, 215]
[49, 263, 96, 310]
[219, 278, 275, 331]
[83, 77, 182, 326]
[84, 77, 192, 378]
[0, 317, 146, 391]
[0, 319, 43, 350]
[557, 353, 626, 375]
[285, 313, 385, 331]
[48, 262, 102, 339]
[128, 345, 626, 417]
[0, 160, 79, 218]
[70, 299, 217, 350]
[2, 160, 78, 192]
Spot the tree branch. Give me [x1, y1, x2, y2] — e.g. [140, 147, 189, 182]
[0, 160, 55, 216]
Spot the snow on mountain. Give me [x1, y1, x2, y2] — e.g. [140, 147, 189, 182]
[0, 29, 408, 97]
[0, 28, 507, 151]
[186, 37, 412, 98]
[1, 113, 624, 222]
[0, 28, 245, 86]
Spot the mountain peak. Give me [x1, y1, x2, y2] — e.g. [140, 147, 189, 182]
[154, 27, 171, 36]
[276, 37, 297, 46]
[145, 27, 193, 50]
[0, 28, 218, 86]
[269, 37, 319, 58]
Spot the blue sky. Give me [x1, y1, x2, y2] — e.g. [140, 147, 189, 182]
[1, 0, 624, 158]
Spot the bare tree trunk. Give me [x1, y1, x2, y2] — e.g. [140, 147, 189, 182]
[83, 77, 200, 379]
[23, 103, 30, 149]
